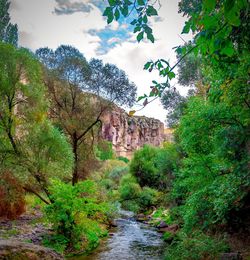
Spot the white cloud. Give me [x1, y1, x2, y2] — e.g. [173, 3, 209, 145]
[109, 20, 119, 30]
[10, 0, 106, 59]
[107, 37, 121, 44]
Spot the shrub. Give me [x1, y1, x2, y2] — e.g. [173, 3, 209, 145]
[121, 200, 140, 213]
[165, 231, 229, 260]
[43, 179, 111, 253]
[119, 182, 142, 201]
[0, 171, 25, 219]
[130, 145, 160, 188]
[138, 187, 158, 208]
[130, 144, 179, 190]
[108, 166, 128, 187]
[95, 140, 114, 161]
[117, 156, 130, 163]
[152, 208, 173, 225]
[93, 159, 127, 181]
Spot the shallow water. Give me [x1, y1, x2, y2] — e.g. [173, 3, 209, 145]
[75, 210, 166, 260]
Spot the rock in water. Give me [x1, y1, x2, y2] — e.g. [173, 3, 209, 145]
[157, 221, 168, 229]
[0, 240, 64, 260]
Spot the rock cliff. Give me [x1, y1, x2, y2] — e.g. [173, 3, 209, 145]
[101, 106, 171, 158]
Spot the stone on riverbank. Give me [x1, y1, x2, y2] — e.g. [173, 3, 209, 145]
[0, 240, 64, 260]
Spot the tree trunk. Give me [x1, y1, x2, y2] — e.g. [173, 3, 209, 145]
[72, 133, 78, 185]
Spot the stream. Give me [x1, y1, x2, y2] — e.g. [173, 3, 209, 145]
[74, 210, 166, 260]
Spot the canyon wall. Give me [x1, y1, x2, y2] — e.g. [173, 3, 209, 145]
[101, 107, 173, 158]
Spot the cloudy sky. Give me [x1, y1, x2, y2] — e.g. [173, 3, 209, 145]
[9, 0, 191, 124]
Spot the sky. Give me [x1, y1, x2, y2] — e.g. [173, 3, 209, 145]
[9, 0, 191, 125]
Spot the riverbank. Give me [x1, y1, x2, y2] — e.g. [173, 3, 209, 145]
[71, 210, 166, 260]
[0, 209, 167, 260]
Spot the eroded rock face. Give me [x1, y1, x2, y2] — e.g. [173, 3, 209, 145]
[0, 240, 64, 260]
[101, 107, 170, 158]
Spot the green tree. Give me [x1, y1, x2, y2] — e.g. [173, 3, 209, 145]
[0, 43, 73, 204]
[0, 0, 18, 46]
[36, 45, 137, 184]
[161, 88, 187, 127]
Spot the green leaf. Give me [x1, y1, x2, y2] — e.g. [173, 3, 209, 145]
[103, 7, 112, 17]
[147, 32, 154, 43]
[137, 31, 144, 42]
[107, 13, 114, 24]
[114, 8, 120, 20]
[143, 15, 148, 23]
[220, 42, 235, 57]
[144, 61, 152, 70]
[144, 25, 152, 34]
[225, 10, 241, 26]
[137, 0, 145, 6]
[202, 16, 218, 30]
[157, 62, 163, 69]
[134, 26, 141, 33]
[182, 21, 191, 34]
[146, 5, 158, 16]
[137, 94, 147, 101]
[108, 0, 116, 6]
[203, 0, 216, 12]
[224, 0, 241, 26]
[125, 0, 133, 5]
[176, 47, 182, 55]
[131, 19, 137, 25]
[121, 6, 129, 16]
[168, 71, 175, 80]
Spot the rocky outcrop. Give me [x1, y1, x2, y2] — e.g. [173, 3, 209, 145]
[101, 106, 171, 158]
[0, 240, 64, 259]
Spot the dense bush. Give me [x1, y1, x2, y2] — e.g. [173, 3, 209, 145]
[171, 97, 250, 232]
[108, 166, 129, 188]
[119, 182, 141, 201]
[165, 231, 228, 260]
[119, 174, 160, 212]
[130, 144, 180, 190]
[43, 179, 112, 253]
[138, 187, 158, 208]
[130, 145, 161, 189]
[95, 140, 114, 161]
[117, 156, 130, 163]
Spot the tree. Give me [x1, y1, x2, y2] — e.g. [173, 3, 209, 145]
[161, 88, 187, 127]
[88, 58, 137, 107]
[176, 43, 203, 89]
[0, 43, 73, 204]
[36, 45, 137, 184]
[0, 0, 18, 46]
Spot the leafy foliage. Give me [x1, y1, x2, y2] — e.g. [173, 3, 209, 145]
[105, 0, 250, 257]
[130, 144, 180, 190]
[0, 43, 73, 203]
[88, 58, 137, 107]
[103, 0, 159, 43]
[95, 140, 115, 161]
[36, 45, 137, 184]
[165, 231, 229, 260]
[44, 179, 111, 253]
[0, 0, 18, 46]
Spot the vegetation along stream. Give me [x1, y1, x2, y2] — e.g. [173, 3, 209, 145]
[74, 210, 166, 260]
